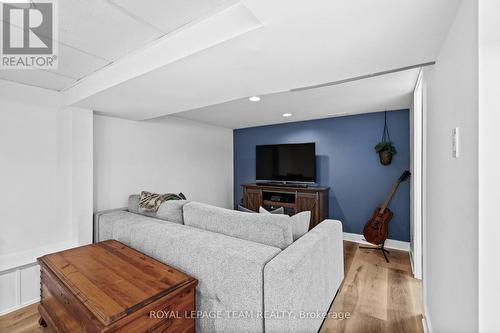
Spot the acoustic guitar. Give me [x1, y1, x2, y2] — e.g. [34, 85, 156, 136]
[363, 170, 411, 246]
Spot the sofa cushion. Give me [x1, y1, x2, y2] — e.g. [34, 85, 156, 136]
[156, 200, 189, 224]
[96, 210, 167, 242]
[128, 194, 140, 214]
[183, 202, 293, 250]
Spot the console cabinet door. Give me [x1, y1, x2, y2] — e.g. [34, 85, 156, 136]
[296, 192, 319, 229]
[243, 188, 262, 212]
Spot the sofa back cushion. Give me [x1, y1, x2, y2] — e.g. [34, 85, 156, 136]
[183, 202, 293, 249]
[128, 194, 187, 224]
[156, 200, 189, 224]
[128, 194, 140, 213]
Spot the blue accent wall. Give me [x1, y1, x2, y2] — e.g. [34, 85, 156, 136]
[233, 109, 410, 242]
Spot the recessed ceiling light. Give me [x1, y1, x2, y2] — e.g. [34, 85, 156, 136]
[282, 113, 292, 117]
[249, 96, 261, 102]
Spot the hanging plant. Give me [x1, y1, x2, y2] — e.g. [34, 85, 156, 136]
[374, 111, 397, 166]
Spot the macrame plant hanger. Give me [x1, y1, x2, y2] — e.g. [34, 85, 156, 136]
[377, 111, 394, 166]
[381, 111, 391, 145]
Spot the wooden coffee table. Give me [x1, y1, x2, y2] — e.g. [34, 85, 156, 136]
[37, 240, 197, 332]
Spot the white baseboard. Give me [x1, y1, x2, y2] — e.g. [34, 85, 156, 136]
[0, 240, 79, 316]
[0, 240, 78, 273]
[343, 232, 410, 252]
[0, 298, 39, 316]
[0, 263, 40, 316]
[422, 305, 433, 333]
[409, 249, 415, 275]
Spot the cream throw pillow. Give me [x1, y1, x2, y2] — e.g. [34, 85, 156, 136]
[289, 211, 310, 240]
[259, 207, 310, 241]
[258, 206, 285, 214]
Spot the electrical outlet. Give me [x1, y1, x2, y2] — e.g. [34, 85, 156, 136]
[452, 127, 460, 158]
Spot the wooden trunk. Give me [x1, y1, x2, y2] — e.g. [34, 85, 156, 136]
[37, 240, 198, 333]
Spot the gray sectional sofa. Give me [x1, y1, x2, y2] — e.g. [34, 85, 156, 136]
[94, 197, 344, 333]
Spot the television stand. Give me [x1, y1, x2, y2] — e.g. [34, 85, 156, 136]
[256, 182, 309, 188]
[241, 183, 329, 230]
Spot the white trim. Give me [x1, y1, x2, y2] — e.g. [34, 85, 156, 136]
[0, 240, 79, 315]
[343, 232, 410, 252]
[0, 262, 42, 315]
[409, 248, 415, 273]
[422, 303, 433, 333]
[410, 68, 424, 280]
[0, 240, 78, 273]
[0, 298, 40, 316]
[422, 318, 427, 333]
[421, 67, 430, 333]
[14, 269, 21, 306]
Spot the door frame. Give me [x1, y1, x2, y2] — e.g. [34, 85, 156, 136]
[410, 69, 424, 280]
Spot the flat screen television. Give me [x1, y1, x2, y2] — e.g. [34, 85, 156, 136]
[256, 143, 316, 184]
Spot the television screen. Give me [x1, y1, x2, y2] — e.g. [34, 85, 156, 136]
[256, 143, 316, 183]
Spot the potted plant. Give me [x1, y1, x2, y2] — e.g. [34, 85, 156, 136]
[375, 111, 397, 165]
[375, 141, 397, 165]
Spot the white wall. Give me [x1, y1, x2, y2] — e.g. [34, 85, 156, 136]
[0, 82, 231, 316]
[0, 99, 70, 256]
[71, 109, 94, 245]
[56, 106, 94, 247]
[423, 0, 478, 332]
[94, 115, 233, 211]
[478, 1, 500, 331]
[0, 80, 93, 314]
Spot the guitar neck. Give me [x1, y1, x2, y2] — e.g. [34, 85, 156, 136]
[379, 181, 402, 213]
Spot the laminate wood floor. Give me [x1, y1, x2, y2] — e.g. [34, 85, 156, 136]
[320, 241, 424, 333]
[0, 241, 422, 333]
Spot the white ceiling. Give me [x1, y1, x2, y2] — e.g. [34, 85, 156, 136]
[71, 0, 459, 120]
[0, 0, 460, 127]
[174, 68, 420, 129]
[0, 0, 236, 90]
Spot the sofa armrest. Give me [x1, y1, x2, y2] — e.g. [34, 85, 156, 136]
[93, 207, 127, 243]
[263, 219, 344, 333]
